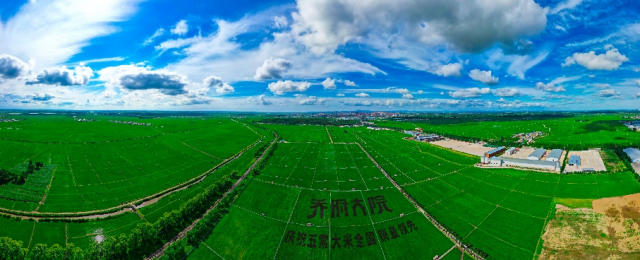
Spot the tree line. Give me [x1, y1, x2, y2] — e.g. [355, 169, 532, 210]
[0, 176, 234, 260]
[0, 161, 44, 186]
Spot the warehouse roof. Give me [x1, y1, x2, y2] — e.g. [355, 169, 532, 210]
[569, 155, 581, 165]
[624, 148, 640, 160]
[501, 157, 559, 167]
[528, 148, 547, 159]
[547, 149, 563, 160]
[486, 146, 506, 155]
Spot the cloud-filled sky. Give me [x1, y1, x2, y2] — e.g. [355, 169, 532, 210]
[0, 0, 639, 111]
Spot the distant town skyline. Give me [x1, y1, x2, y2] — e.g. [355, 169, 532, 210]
[0, 0, 639, 111]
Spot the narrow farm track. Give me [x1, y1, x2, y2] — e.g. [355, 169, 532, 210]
[145, 132, 278, 260]
[355, 142, 485, 260]
[0, 131, 266, 220]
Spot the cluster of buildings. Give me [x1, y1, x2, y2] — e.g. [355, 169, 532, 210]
[624, 121, 640, 131]
[513, 131, 544, 144]
[366, 126, 391, 131]
[481, 147, 563, 172]
[109, 120, 151, 126]
[624, 148, 640, 163]
[0, 118, 19, 122]
[404, 130, 443, 142]
[74, 118, 94, 122]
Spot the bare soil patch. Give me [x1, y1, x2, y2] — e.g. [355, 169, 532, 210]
[430, 139, 492, 157]
[540, 193, 640, 259]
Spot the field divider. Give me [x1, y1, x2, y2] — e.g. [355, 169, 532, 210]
[0, 127, 266, 220]
[147, 131, 279, 260]
[355, 142, 486, 260]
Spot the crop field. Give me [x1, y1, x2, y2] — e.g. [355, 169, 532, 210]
[0, 115, 261, 213]
[352, 128, 640, 259]
[376, 114, 640, 148]
[263, 124, 332, 143]
[187, 142, 460, 260]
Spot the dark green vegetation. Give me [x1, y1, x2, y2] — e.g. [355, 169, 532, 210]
[1, 112, 639, 260]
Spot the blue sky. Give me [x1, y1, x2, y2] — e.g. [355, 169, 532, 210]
[0, 0, 639, 111]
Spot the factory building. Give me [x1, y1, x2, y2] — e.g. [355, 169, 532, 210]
[501, 157, 560, 171]
[568, 155, 581, 166]
[623, 148, 640, 163]
[484, 146, 506, 158]
[489, 157, 502, 166]
[527, 148, 547, 161]
[504, 147, 517, 156]
[546, 149, 564, 162]
[416, 134, 443, 142]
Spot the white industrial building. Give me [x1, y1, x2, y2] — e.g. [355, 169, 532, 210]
[501, 157, 560, 171]
[624, 148, 640, 163]
[546, 149, 563, 162]
[568, 155, 581, 166]
[504, 147, 517, 155]
[527, 148, 547, 161]
[489, 157, 502, 166]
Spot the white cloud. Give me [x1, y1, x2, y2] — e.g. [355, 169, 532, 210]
[267, 80, 312, 95]
[298, 95, 325, 105]
[593, 83, 610, 89]
[635, 80, 640, 87]
[417, 90, 424, 95]
[254, 58, 293, 80]
[383, 87, 410, 94]
[435, 63, 463, 77]
[247, 94, 272, 105]
[448, 87, 490, 98]
[563, 47, 629, 70]
[143, 28, 165, 45]
[550, 0, 584, 14]
[487, 49, 548, 79]
[98, 65, 188, 96]
[355, 92, 370, 98]
[336, 93, 345, 96]
[322, 77, 336, 90]
[402, 93, 414, 99]
[343, 80, 357, 86]
[27, 65, 93, 86]
[469, 69, 499, 85]
[171, 20, 189, 36]
[492, 88, 520, 97]
[536, 82, 566, 92]
[598, 89, 620, 98]
[203, 76, 235, 94]
[291, 0, 548, 54]
[0, 0, 142, 70]
[273, 16, 288, 29]
[0, 54, 30, 80]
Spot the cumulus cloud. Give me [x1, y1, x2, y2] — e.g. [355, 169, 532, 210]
[355, 92, 370, 98]
[203, 76, 235, 94]
[592, 83, 610, 89]
[0, 54, 30, 80]
[336, 93, 345, 96]
[402, 93, 414, 99]
[563, 47, 629, 70]
[273, 16, 288, 29]
[247, 94, 273, 105]
[98, 65, 188, 96]
[536, 82, 566, 92]
[298, 95, 325, 105]
[171, 20, 189, 35]
[434, 63, 463, 77]
[322, 77, 336, 90]
[448, 87, 490, 98]
[598, 89, 620, 98]
[267, 80, 312, 95]
[343, 80, 357, 86]
[383, 87, 410, 94]
[469, 69, 499, 85]
[291, 0, 547, 54]
[27, 66, 93, 86]
[636, 80, 640, 87]
[31, 93, 54, 101]
[254, 58, 293, 80]
[492, 88, 520, 97]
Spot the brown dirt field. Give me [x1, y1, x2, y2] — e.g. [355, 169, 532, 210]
[540, 193, 640, 260]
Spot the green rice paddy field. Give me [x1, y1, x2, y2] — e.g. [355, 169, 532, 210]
[375, 113, 640, 147]
[2, 115, 640, 260]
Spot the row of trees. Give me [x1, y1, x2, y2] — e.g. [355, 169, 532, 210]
[0, 176, 234, 260]
[0, 161, 44, 186]
[257, 118, 359, 126]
